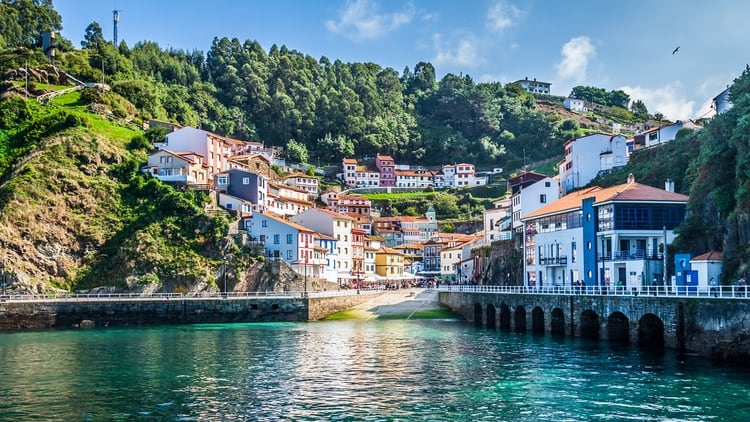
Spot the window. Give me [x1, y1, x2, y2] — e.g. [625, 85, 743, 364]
[287, 250, 293, 259]
[273, 234, 280, 244]
[540, 194, 547, 203]
[243, 177, 250, 185]
[217, 176, 228, 185]
[545, 181, 551, 187]
[262, 220, 268, 227]
[286, 234, 293, 244]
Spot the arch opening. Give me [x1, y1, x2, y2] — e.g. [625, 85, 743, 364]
[551, 307, 565, 335]
[532, 306, 545, 333]
[607, 311, 630, 343]
[580, 309, 600, 340]
[473, 303, 483, 327]
[638, 313, 664, 349]
[499, 304, 511, 332]
[486, 304, 497, 330]
[515, 306, 527, 333]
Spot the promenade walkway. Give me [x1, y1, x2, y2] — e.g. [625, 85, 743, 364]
[438, 284, 750, 299]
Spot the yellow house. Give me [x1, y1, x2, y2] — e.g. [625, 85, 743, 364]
[375, 246, 404, 278]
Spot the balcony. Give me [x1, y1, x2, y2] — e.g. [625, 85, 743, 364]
[601, 249, 664, 261]
[539, 256, 568, 266]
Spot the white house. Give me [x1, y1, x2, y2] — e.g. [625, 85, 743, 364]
[143, 149, 208, 186]
[514, 77, 551, 95]
[521, 175, 689, 289]
[632, 120, 701, 149]
[690, 251, 723, 290]
[484, 198, 513, 243]
[563, 97, 587, 112]
[510, 174, 560, 232]
[440, 163, 487, 188]
[242, 212, 316, 277]
[291, 208, 355, 285]
[558, 133, 628, 195]
[159, 127, 238, 177]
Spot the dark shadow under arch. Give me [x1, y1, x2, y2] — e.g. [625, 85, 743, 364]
[580, 309, 600, 340]
[473, 303, 483, 327]
[532, 306, 545, 334]
[500, 304, 511, 332]
[607, 311, 630, 343]
[551, 307, 565, 335]
[515, 306, 527, 333]
[486, 304, 497, 329]
[638, 313, 664, 349]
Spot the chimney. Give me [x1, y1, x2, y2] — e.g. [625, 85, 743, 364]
[665, 178, 674, 192]
[627, 173, 635, 184]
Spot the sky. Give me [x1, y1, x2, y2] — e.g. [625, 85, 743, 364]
[52, 0, 750, 121]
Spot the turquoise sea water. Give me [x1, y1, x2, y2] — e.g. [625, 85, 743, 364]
[0, 320, 749, 421]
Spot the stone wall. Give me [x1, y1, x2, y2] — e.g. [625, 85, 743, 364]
[440, 291, 750, 362]
[307, 292, 378, 320]
[0, 298, 308, 330]
[0, 292, 380, 330]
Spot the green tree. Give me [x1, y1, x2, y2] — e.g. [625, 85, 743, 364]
[283, 139, 308, 164]
[81, 21, 105, 50]
[0, 0, 62, 49]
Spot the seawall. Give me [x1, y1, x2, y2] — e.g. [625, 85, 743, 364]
[440, 290, 750, 362]
[0, 293, 378, 330]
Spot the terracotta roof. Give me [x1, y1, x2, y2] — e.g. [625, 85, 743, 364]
[378, 247, 403, 255]
[343, 158, 357, 164]
[691, 251, 723, 262]
[522, 181, 688, 221]
[256, 212, 314, 233]
[306, 207, 354, 220]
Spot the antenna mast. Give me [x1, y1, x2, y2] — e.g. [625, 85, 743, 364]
[113, 9, 121, 45]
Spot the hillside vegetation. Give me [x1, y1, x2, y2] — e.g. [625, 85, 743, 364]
[0, 1, 748, 289]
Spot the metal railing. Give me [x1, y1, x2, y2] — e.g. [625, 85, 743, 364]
[0, 288, 383, 303]
[438, 284, 750, 299]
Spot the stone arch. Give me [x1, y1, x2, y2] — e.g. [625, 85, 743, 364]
[473, 303, 483, 327]
[499, 304, 511, 331]
[580, 309, 600, 339]
[532, 306, 545, 333]
[607, 311, 629, 343]
[638, 313, 664, 348]
[514, 305, 527, 333]
[551, 308, 565, 335]
[486, 304, 497, 329]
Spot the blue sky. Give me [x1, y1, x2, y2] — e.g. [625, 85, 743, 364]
[53, 0, 750, 121]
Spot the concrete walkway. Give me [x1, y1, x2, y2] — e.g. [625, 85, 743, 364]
[345, 288, 441, 320]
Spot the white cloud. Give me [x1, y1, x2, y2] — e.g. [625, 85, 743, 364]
[555, 36, 596, 82]
[432, 34, 483, 68]
[620, 83, 695, 121]
[326, 0, 415, 41]
[487, 1, 523, 31]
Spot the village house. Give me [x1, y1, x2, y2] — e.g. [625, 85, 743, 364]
[376, 154, 396, 187]
[510, 172, 560, 232]
[214, 169, 268, 214]
[558, 133, 628, 195]
[521, 175, 688, 289]
[143, 149, 209, 187]
[291, 208, 356, 286]
[282, 172, 320, 200]
[242, 212, 318, 278]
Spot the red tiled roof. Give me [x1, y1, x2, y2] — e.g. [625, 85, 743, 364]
[522, 181, 688, 221]
[691, 251, 723, 262]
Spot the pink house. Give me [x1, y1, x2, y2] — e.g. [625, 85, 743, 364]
[376, 154, 396, 187]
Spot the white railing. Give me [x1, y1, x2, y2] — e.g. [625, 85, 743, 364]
[0, 289, 383, 303]
[438, 284, 750, 299]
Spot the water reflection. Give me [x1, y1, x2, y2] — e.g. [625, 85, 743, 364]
[0, 321, 748, 420]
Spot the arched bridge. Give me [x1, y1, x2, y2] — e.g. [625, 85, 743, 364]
[438, 285, 750, 362]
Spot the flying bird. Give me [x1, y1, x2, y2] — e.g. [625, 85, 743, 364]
[672, 46, 680, 55]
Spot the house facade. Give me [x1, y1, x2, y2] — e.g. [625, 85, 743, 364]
[291, 208, 355, 285]
[215, 169, 268, 213]
[514, 77, 551, 94]
[144, 149, 208, 186]
[563, 97, 587, 112]
[521, 175, 688, 289]
[376, 154, 396, 187]
[558, 133, 628, 195]
[242, 212, 315, 276]
[511, 174, 560, 232]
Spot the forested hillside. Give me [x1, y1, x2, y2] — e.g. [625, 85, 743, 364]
[589, 67, 750, 281]
[1, 0, 748, 289]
